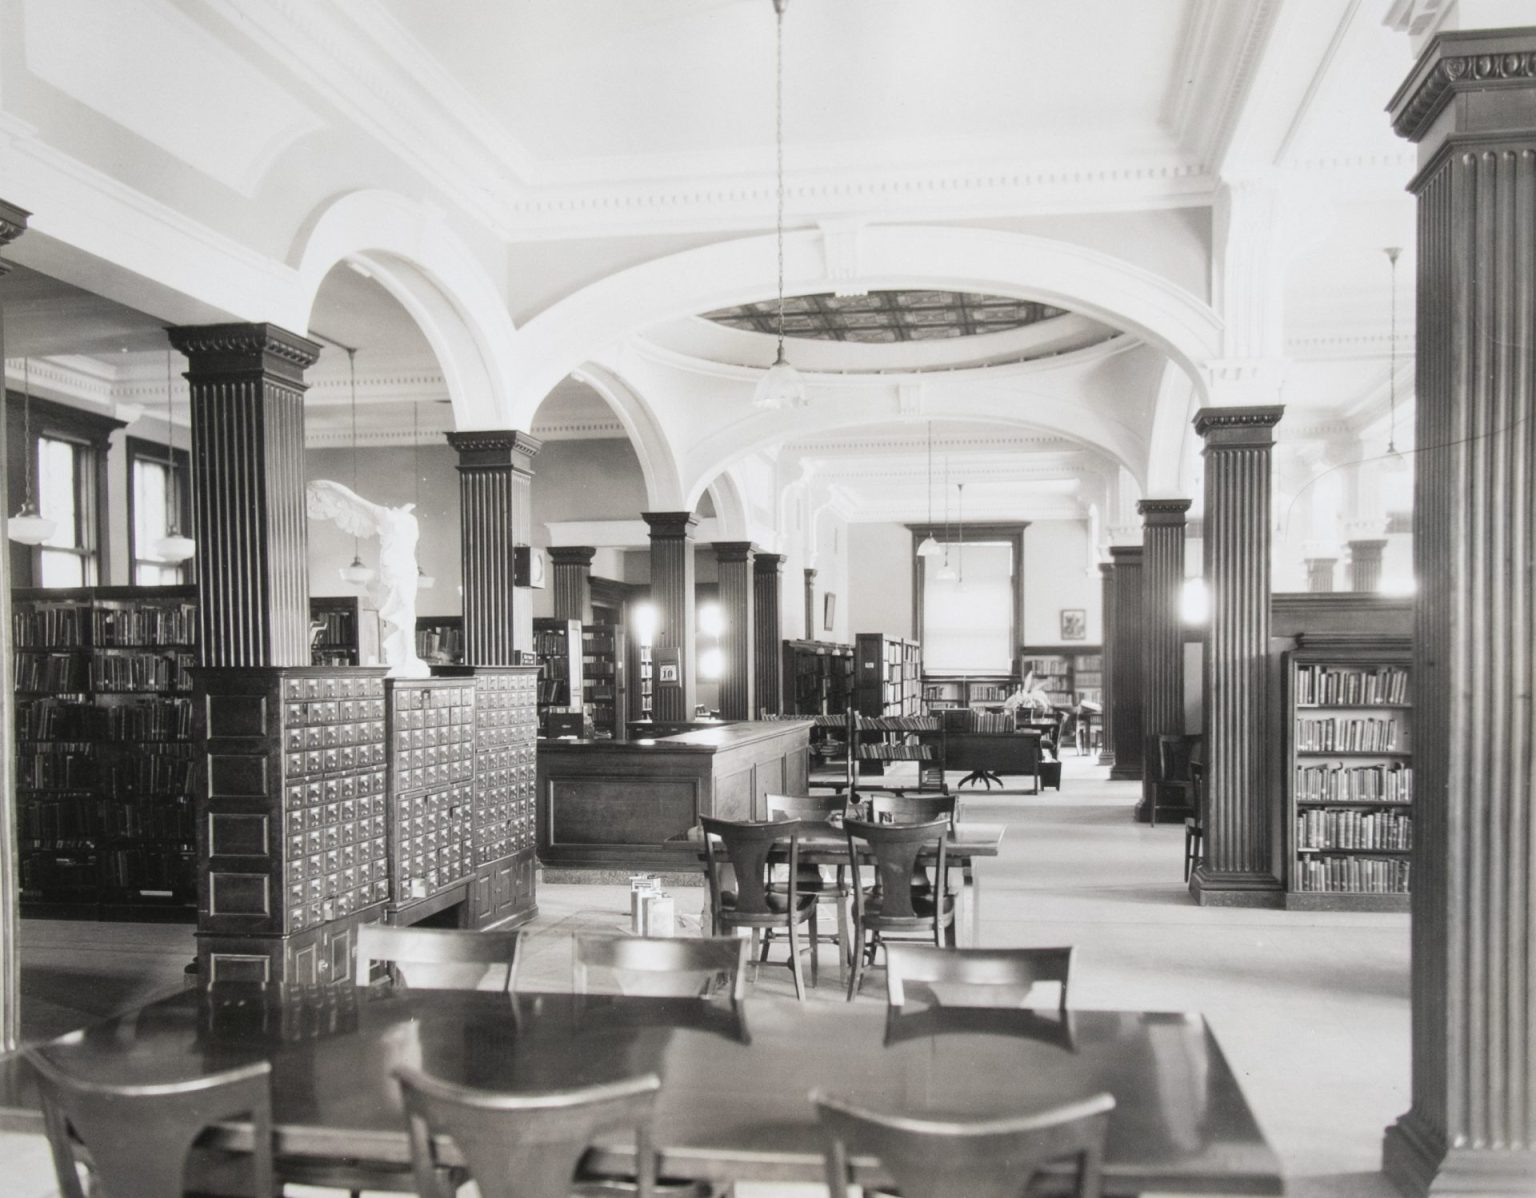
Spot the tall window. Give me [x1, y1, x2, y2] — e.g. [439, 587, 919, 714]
[922, 541, 1014, 673]
[36, 435, 96, 587]
[128, 437, 192, 585]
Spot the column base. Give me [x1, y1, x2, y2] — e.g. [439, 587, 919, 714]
[1189, 867, 1283, 908]
[1384, 1109, 1536, 1197]
[1096, 748, 1116, 767]
[1108, 763, 1143, 782]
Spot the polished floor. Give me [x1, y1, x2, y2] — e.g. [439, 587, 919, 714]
[5, 756, 1410, 1197]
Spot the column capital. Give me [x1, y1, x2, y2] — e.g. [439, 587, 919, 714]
[710, 541, 756, 563]
[1099, 561, 1116, 578]
[0, 199, 29, 258]
[1194, 405, 1284, 449]
[803, 567, 818, 581]
[167, 322, 321, 386]
[642, 511, 699, 540]
[547, 546, 597, 567]
[1347, 537, 1389, 554]
[1108, 545, 1143, 564]
[447, 430, 541, 471]
[1137, 498, 1193, 526]
[753, 552, 785, 575]
[1389, 28, 1536, 143]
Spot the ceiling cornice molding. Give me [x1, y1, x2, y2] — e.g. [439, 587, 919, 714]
[1188, 0, 1285, 168]
[791, 433, 1077, 456]
[4, 355, 116, 408]
[528, 418, 629, 441]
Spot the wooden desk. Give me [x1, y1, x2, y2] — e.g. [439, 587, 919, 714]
[0, 988, 1281, 1197]
[920, 731, 1044, 792]
[537, 720, 813, 871]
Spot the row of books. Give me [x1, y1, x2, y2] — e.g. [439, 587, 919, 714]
[22, 845, 198, 894]
[93, 603, 196, 646]
[1295, 664, 1408, 707]
[1295, 716, 1403, 753]
[19, 696, 194, 742]
[534, 630, 575, 656]
[1296, 809, 1413, 850]
[90, 652, 195, 693]
[15, 651, 88, 692]
[1295, 763, 1413, 804]
[855, 744, 934, 760]
[1295, 855, 1411, 893]
[850, 713, 939, 731]
[12, 606, 86, 647]
[19, 793, 196, 842]
[415, 626, 464, 663]
[538, 680, 574, 706]
[972, 711, 1015, 733]
[583, 660, 616, 678]
[16, 748, 195, 796]
[311, 610, 358, 644]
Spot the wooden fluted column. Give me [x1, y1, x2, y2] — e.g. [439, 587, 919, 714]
[167, 323, 321, 668]
[1137, 499, 1190, 822]
[0, 199, 29, 1052]
[803, 568, 817, 641]
[1096, 561, 1116, 767]
[1106, 546, 1143, 782]
[447, 431, 541, 666]
[712, 542, 755, 721]
[1383, 28, 1536, 1194]
[549, 546, 596, 623]
[1305, 557, 1337, 592]
[754, 553, 785, 715]
[1190, 406, 1283, 907]
[644, 513, 698, 721]
[1347, 539, 1386, 592]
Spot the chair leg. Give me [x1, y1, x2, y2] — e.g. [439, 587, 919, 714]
[808, 903, 820, 989]
[834, 892, 850, 984]
[787, 917, 806, 1001]
[846, 922, 865, 1001]
[748, 929, 761, 982]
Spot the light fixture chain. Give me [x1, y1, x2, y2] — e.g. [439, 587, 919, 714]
[21, 356, 32, 506]
[348, 347, 361, 563]
[775, 0, 786, 360]
[165, 349, 178, 536]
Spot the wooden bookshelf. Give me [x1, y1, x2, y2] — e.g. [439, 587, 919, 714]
[532, 617, 583, 726]
[1019, 647, 1104, 706]
[581, 623, 627, 740]
[310, 595, 382, 667]
[782, 639, 854, 716]
[854, 633, 922, 718]
[1283, 636, 1412, 912]
[415, 615, 464, 666]
[921, 674, 1016, 713]
[12, 585, 198, 919]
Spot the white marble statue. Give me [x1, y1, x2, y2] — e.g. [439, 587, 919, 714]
[305, 479, 431, 678]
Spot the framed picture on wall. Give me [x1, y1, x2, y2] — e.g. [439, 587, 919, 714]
[1060, 609, 1086, 640]
[823, 593, 836, 632]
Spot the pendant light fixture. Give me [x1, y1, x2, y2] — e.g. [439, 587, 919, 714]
[936, 455, 957, 582]
[338, 347, 376, 587]
[152, 349, 196, 564]
[8, 358, 58, 545]
[916, 421, 941, 557]
[413, 400, 434, 590]
[752, 0, 807, 410]
[1384, 246, 1405, 467]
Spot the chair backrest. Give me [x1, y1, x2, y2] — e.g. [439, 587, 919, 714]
[868, 793, 957, 829]
[766, 792, 846, 823]
[24, 1045, 273, 1198]
[395, 1066, 662, 1198]
[354, 924, 522, 991]
[884, 945, 1074, 1013]
[811, 1088, 1115, 1198]
[843, 817, 949, 921]
[701, 815, 802, 919]
[571, 933, 749, 1001]
[1156, 734, 1194, 784]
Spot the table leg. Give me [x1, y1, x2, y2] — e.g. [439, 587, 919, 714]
[960, 861, 982, 947]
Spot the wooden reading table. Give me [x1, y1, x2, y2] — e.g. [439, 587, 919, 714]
[0, 986, 1283, 1197]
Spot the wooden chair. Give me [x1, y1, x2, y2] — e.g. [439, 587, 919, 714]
[394, 1066, 666, 1198]
[572, 933, 749, 1001]
[354, 924, 523, 992]
[24, 1045, 274, 1198]
[842, 817, 956, 1000]
[1185, 760, 1206, 882]
[700, 815, 820, 1000]
[866, 792, 958, 829]
[766, 793, 854, 979]
[811, 1088, 1116, 1198]
[1150, 734, 1199, 828]
[885, 944, 1074, 1014]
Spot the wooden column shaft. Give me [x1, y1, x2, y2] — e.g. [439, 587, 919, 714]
[1305, 557, 1338, 592]
[645, 512, 698, 722]
[1138, 499, 1191, 821]
[549, 546, 596, 624]
[1106, 546, 1144, 781]
[1347, 539, 1387, 593]
[754, 553, 785, 716]
[712, 542, 755, 721]
[1191, 406, 1283, 905]
[167, 323, 320, 669]
[1384, 29, 1536, 1193]
[803, 568, 817, 642]
[448, 431, 540, 666]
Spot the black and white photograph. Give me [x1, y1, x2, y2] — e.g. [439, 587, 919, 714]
[0, 3, 1530, 1196]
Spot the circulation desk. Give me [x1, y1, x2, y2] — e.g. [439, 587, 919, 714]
[537, 719, 812, 871]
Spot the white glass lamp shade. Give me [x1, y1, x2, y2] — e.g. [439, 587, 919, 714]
[915, 535, 942, 557]
[752, 351, 808, 410]
[8, 506, 57, 546]
[153, 532, 197, 563]
[339, 555, 376, 586]
[935, 560, 958, 582]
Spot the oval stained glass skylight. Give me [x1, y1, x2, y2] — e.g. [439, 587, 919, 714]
[703, 290, 1068, 343]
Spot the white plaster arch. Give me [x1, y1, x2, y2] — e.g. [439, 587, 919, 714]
[292, 190, 517, 429]
[1145, 361, 1200, 497]
[703, 472, 749, 541]
[504, 225, 1224, 425]
[567, 362, 686, 510]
